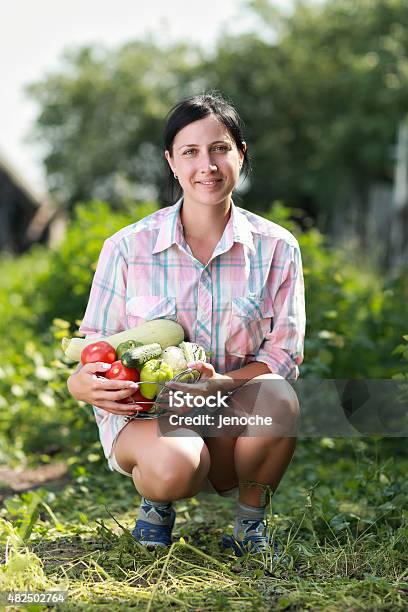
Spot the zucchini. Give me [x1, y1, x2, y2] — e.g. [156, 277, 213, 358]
[62, 319, 184, 362]
[121, 343, 162, 368]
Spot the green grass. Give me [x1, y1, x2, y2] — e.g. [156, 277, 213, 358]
[1, 438, 407, 611]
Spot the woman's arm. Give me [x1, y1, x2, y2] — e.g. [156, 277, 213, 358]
[252, 241, 306, 380]
[173, 361, 271, 395]
[67, 238, 140, 415]
[222, 361, 271, 389]
[79, 238, 128, 338]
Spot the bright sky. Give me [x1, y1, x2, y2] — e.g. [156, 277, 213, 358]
[0, 0, 267, 196]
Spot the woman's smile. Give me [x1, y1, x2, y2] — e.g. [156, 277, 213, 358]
[196, 178, 223, 188]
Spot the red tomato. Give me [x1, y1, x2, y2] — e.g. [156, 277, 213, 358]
[120, 388, 154, 412]
[105, 360, 140, 382]
[81, 341, 116, 365]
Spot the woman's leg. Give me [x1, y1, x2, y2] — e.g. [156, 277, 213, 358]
[203, 436, 239, 493]
[232, 373, 300, 506]
[203, 434, 296, 504]
[112, 418, 211, 502]
[205, 374, 299, 554]
[204, 374, 299, 505]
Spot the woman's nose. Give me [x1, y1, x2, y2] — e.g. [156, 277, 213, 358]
[200, 158, 218, 173]
[202, 164, 218, 173]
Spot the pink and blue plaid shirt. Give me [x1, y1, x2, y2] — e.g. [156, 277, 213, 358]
[79, 197, 306, 461]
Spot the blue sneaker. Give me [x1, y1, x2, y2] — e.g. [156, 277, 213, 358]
[221, 519, 279, 558]
[132, 500, 176, 549]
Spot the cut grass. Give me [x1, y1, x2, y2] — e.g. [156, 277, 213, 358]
[1, 438, 407, 610]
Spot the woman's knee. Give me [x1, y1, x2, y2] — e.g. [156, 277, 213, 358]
[258, 373, 299, 407]
[239, 374, 300, 433]
[137, 442, 211, 500]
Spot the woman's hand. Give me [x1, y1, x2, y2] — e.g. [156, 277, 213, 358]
[67, 362, 142, 416]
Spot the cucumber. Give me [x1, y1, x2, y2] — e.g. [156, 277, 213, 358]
[116, 340, 143, 359]
[121, 343, 162, 368]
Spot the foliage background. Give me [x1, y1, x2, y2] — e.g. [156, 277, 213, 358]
[1, 0, 407, 608]
[26, 0, 408, 256]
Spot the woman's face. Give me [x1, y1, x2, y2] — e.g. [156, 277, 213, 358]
[165, 114, 246, 210]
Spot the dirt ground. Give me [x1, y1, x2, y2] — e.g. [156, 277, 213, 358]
[0, 462, 69, 503]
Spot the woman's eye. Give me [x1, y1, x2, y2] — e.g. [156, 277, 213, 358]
[182, 146, 229, 156]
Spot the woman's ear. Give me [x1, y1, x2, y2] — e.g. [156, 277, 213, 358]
[239, 141, 247, 166]
[164, 150, 175, 174]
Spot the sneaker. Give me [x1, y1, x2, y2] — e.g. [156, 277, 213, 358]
[221, 519, 279, 558]
[132, 506, 176, 549]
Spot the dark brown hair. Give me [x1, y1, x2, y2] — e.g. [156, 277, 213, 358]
[163, 91, 251, 202]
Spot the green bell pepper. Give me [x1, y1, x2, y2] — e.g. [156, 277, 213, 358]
[139, 359, 174, 399]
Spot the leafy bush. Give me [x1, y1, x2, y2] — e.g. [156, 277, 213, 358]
[0, 200, 157, 464]
[264, 202, 408, 378]
[35, 199, 158, 332]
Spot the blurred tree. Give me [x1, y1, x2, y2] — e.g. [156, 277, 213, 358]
[26, 38, 207, 209]
[27, 0, 408, 238]
[207, 0, 408, 233]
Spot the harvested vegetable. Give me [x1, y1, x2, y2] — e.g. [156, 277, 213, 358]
[121, 343, 162, 368]
[178, 341, 206, 380]
[179, 341, 207, 364]
[81, 341, 116, 365]
[105, 360, 140, 382]
[161, 346, 188, 373]
[120, 388, 154, 410]
[139, 359, 174, 399]
[116, 340, 142, 359]
[62, 319, 184, 362]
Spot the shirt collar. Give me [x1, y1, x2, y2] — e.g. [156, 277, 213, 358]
[152, 197, 184, 255]
[152, 196, 255, 255]
[231, 200, 256, 253]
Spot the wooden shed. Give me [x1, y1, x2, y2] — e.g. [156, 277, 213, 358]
[0, 153, 65, 254]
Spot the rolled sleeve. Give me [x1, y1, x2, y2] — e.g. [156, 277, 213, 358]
[253, 242, 306, 379]
[78, 238, 128, 338]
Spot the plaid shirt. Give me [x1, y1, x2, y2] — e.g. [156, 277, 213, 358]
[79, 197, 306, 460]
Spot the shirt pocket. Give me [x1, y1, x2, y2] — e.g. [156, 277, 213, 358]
[125, 296, 177, 328]
[225, 295, 274, 358]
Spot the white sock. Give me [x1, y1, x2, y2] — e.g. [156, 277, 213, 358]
[137, 497, 174, 525]
[233, 501, 266, 540]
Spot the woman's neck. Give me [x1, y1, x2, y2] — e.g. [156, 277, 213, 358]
[180, 198, 231, 242]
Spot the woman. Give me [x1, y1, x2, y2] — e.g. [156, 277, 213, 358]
[67, 92, 306, 556]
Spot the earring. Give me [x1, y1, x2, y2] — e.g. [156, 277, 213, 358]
[174, 173, 178, 179]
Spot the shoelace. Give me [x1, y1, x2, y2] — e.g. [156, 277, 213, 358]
[222, 533, 279, 558]
[222, 518, 277, 557]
